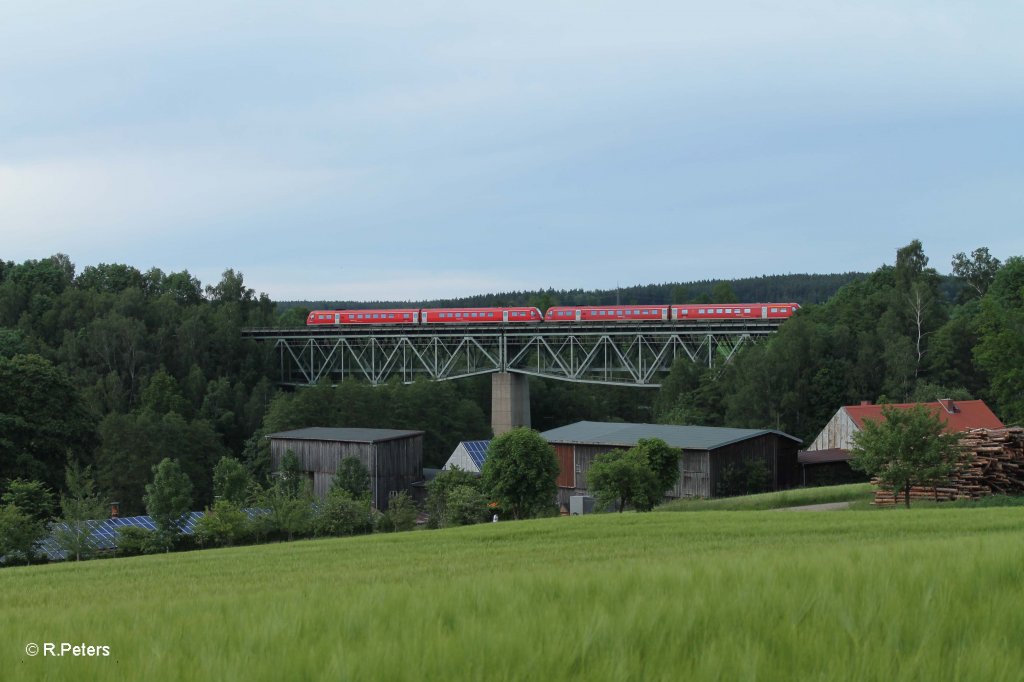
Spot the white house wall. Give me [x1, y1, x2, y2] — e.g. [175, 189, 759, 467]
[808, 408, 859, 451]
[442, 444, 480, 473]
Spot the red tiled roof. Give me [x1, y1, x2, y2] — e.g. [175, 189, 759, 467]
[844, 400, 1004, 433]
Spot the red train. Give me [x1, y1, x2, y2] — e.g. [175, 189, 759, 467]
[307, 303, 799, 326]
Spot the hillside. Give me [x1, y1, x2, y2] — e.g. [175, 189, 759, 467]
[5, 508, 1024, 681]
[277, 271, 870, 310]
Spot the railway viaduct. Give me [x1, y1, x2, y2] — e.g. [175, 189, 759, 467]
[242, 318, 785, 435]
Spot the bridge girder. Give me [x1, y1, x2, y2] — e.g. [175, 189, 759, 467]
[246, 321, 781, 387]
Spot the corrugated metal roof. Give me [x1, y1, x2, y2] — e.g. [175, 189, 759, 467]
[539, 421, 801, 450]
[267, 427, 425, 443]
[844, 400, 1004, 433]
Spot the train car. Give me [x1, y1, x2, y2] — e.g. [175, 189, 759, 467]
[421, 307, 543, 324]
[306, 309, 421, 325]
[670, 303, 800, 321]
[545, 305, 670, 322]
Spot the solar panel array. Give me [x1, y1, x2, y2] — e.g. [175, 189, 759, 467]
[463, 440, 491, 470]
[25, 509, 266, 562]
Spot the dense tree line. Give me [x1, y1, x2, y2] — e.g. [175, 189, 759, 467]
[278, 272, 870, 312]
[654, 242, 1022, 442]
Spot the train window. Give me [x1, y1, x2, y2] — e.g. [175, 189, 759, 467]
[388, 314, 394, 319]
[456, 313, 462, 317]
[771, 308, 777, 313]
[725, 308, 732, 314]
[403, 314, 410, 318]
[744, 308, 751, 314]
[489, 312, 494, 317]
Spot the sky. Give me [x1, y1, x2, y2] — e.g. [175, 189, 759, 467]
[1, 1, 1022, 302]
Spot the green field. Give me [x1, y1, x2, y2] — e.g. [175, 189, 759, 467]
[4, 505, 1024, 681]
[657, 482, 875, 511]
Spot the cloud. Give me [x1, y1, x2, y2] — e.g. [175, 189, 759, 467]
[0, 151, 352, 260]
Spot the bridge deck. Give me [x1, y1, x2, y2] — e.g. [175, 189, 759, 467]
[243, 319, 784, 387]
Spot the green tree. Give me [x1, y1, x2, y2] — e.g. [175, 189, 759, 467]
[973, 257, 1024, 423]
[425, 467, 483, 529]
[588, 448, 661, 512]
[0, 504, 46, 565]
[278, 450, 309, 499]
[332, 457, 370, 498]
[952, 247, 1001, 299]
[54, 462, 108, 562]
[213, 456, 252, 505]
[1, 478, 57, 523]
[481, 428, 558, 520]
[711, 282, 737, 303]
[849, 405, 963, 508]
[632, 438, 680, 494]
[194, 500, 251, 547]
[257, 481, 313, 542]
[140, 369, 190, 416]
[378, 491, 417, 532]
[0, 354, 96, 491]
[144, 458, 194, 549]
[312, 487, 373, 537]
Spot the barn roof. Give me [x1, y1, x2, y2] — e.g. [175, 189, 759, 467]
[267, 427, 425, 443]
[798, 448, 851, 464]
[540, 421, 801, 450]
[843, 400, 1004, 433]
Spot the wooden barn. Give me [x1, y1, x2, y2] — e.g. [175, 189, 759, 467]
[802, 399, 1004, 484]
[541, 421, 801, 506]
[267, 427, 424, 510]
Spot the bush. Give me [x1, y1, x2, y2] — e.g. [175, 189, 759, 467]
[116, 527, 160, 557]
[426, 468, 483, 529]
[194, 501, 252, 548]
[716, 460, 770, 498]
[313, 489, 374, 537]
[378, 492, 417, 533]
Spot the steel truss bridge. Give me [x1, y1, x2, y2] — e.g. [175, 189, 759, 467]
[242, 319, 784, 387]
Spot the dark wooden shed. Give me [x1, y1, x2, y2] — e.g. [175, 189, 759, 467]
[541, 421, 801, 505]
[267, 427, 424, 510]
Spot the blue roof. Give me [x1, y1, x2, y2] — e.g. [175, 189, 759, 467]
[25, 509, 265, 563]
[463, 440, 491, 469]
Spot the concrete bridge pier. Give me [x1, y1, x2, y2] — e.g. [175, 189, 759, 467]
[491, 372, 531, 436]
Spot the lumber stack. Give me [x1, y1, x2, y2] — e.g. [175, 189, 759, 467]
[872, 427, 1024, 505]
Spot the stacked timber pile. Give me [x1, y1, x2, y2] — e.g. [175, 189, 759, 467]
[873, 427, 1024, 505]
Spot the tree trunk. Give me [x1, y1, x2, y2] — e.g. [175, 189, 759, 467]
[904, 481, 911, 509]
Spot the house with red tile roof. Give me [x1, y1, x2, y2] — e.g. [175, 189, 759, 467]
[798, 399, 1005, 485]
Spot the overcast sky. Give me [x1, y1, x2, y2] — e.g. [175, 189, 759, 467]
[2, 1, 1022, 301]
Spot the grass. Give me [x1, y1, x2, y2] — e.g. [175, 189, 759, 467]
[3, 504, 1024, 681]
[656, 482, 875, 511]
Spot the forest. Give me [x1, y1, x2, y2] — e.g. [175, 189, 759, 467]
[1, 241, 1021, 515]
